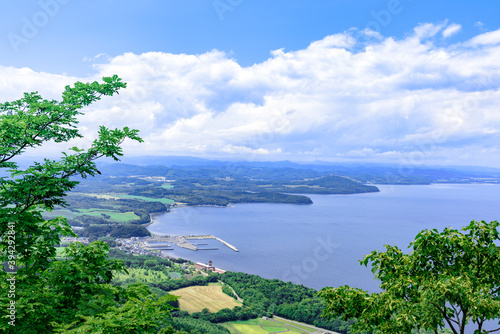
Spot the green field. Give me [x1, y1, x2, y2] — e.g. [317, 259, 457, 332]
[224, 318, 320, 334]
[45, 208, 140, 223]
[170, 285, 241, 313]
[76, 209, 140, 222]
[112, 267, 172, 283]
[273, 317, 323, 332]
[113, 194, 175, 204]
[82, 192, 175, 204]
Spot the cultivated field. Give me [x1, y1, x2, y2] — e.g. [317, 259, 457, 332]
[224, 317, 338, 334]
[170, 285, 241, 313]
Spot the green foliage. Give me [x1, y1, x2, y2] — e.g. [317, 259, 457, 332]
[172, 316, 230, 334]
[220, 272, 353, 333]
[0, 76, 175, 333]
[98, 236, 117, 247]
[75, 223, 151, 240]
[52, 283, 176, 333]
[108, 248, 173, 268]
[109, 224, 151, 238]
[222, 285, 236, 299]
[259, 175, 379, 194]
[319, 220, 500, 334]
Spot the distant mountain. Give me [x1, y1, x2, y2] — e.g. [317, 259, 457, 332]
[96, 156, 500, 185]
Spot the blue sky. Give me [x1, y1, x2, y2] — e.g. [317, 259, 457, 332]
[2, 0, 500, 166]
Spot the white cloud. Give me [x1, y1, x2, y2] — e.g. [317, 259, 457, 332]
[467, 29, 500, 46]
[3, 23, 500, 166]
[413, 22, 447, 40]
[442, 23, 462, 38]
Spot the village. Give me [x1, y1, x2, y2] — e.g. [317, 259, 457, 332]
[59, 235, 229, 274]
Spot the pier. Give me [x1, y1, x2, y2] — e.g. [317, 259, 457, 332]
[186, 235, 239, 252]
[145, 234, 239, 252]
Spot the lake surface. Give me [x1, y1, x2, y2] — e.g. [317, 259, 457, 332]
[148, 184, 500, 292]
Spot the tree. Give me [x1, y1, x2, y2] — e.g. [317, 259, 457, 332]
[0, 75, 175, 333]
[319, 220, 500, 334]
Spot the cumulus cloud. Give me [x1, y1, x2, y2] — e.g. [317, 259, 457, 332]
[2, 23, 500, 166]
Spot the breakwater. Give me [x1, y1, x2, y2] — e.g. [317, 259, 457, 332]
[143, 234, 239, 252]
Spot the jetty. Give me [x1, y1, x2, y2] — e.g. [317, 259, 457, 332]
[185, 235, 239, 252]
[144, 234, 239, 252]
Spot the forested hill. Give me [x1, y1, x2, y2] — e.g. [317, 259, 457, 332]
[255, 175, 379, 194]
[77, 162, 380, 207]
[45, 162, 380, 240]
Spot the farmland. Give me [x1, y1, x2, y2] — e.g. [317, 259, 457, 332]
[223, 317, 336, 334]
[170, 284, 242, 313]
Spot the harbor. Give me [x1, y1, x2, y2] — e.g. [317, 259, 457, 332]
[142, 234, 239, 252]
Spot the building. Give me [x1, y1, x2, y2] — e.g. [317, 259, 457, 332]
[194, 260, 226, 273]
[194, 260, 215, 272]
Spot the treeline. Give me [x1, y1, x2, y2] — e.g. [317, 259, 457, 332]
[256, 175, 379, 194]
[174, 307, 257, 324]
[220, 272, 355, 333]
[130, 187, 313, 206]
[149, 275, 219, 292]
[171, 317, 230, 334]
[76, 224, 151, 240]
[108, 248, 175, 267]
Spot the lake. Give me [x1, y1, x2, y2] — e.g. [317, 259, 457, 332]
[148, 184, 500, 292]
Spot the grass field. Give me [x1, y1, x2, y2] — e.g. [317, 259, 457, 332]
[83, 192, 175, 204]
[224, 318, 322, 334]
[45, 208, 140, 223]
[113, 194, 175, 204]
[76, 208, 140, 222]
[112, 267, 172, 283]
[170, 285, 241, 313]
[273, 317, 321, 332]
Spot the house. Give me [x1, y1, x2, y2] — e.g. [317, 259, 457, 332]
[194, 260, 215, 272]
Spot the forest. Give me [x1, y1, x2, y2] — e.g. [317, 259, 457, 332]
[107, 249, 355, 333]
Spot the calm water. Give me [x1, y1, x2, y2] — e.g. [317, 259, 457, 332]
[148, 184, 500, 292]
